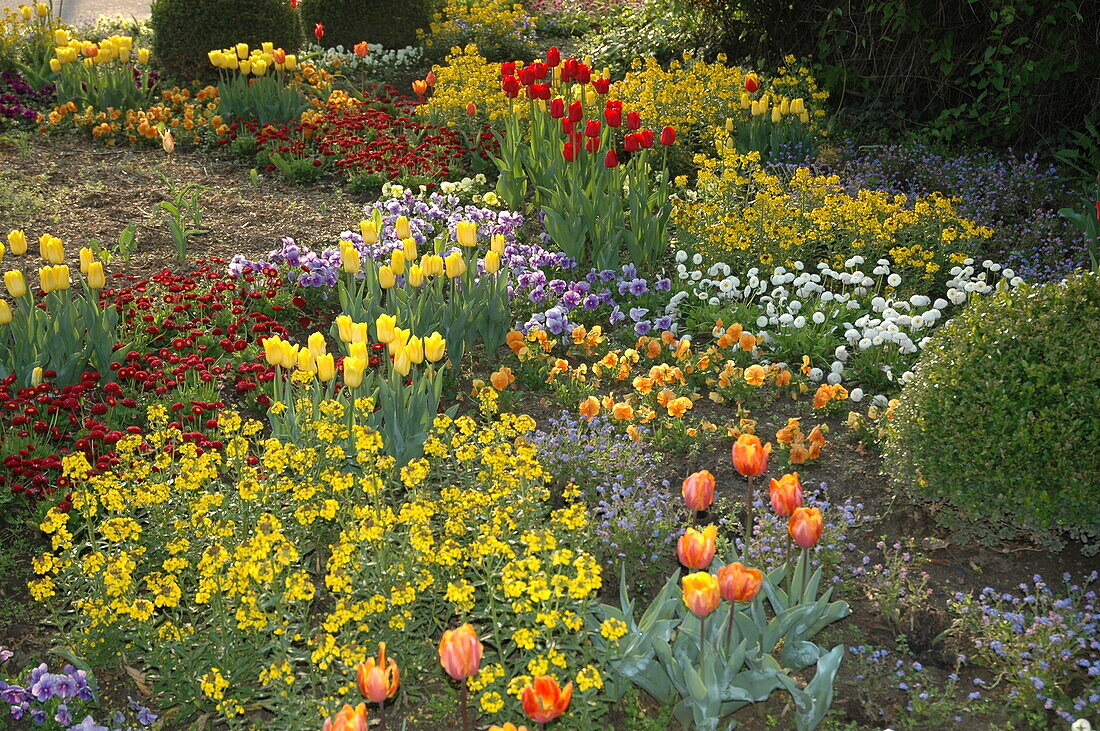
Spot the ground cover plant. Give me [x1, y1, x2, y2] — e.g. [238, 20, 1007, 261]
[0, 2, 1097, 730]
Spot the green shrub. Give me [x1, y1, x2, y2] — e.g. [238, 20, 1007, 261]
[299, 0, 430, 53]
[149, 0, 301, 83]
[884, 272, 1100, 553]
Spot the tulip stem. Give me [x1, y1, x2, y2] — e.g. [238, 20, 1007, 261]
[725, 601, 736, 649]
[699, 614, 706, 664]
[379, 702, 386, 731]
[800, 548, 809, 600]
[784, 533, 793, 594]
[459, 684, 469, 731]
[744, 475, 755, 550]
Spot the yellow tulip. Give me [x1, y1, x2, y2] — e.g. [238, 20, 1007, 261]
[252, 59, 267, 76]
[406, 264, 424, 288]
[279, 341, 298, 369]
[236, 43, 249, 60]
[359, 219, 378, 245]
[39, 266, 56, 293]
[456, 221, 477, 247]
[87, 262, 105, 289]
[44, 238, 64, 265]
[297, 347, 316, 373]
[422, 254, 444, 277]
[0, 300, 11, 325]
[35, 3, 48, 17]
[444, 251, 467, 279]
[0, 243, 4, 261]
[343, 356, 367, 388]
[308, 331, 327, 356]
[790, 97, 805, 114]
[335, 315, 353, 343]
[262, 335, 283, 365]
[262, 42, 274, 53]
[8, 230, 26, 255]
[799, 110, 809, 124]
[375, 314, 396, 344]
[19, 5, 32, 21]
[390, 248, 405, 276]
[317, 353, 336, 381]
[395, 215, 411, 240]
[388, 327, 410, 355]
[771, 107, 782, 124]
[31, 367, 43, 386]
[490, 234, 505, 257]
[424, 332, 446, 363]
[341, 244, 360, 274]
[484, 250, 500, 274]
[284, 54, 297, 71]
[779, 99, 790, 116]
[378, 265, 396, 289]
[138, 48, 150, 64]
[49, 58, 61, 73]
[208, 50, 221, 67]
[4, 270, 26, 298]
[238, 59, 251, 76]
[54, 265, 71, 291]
[402, 237, 417, 261]
[405, 336, 424, 364]
[350, 322, 369, 344]
[53, 30, 67, 46]
[349, 341, 367, 361]
[79, 247, 94, 273]
[393, 346, 412, 376]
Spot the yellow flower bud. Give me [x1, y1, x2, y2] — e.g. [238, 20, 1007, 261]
[238, 59, 251, 76]
[263, 335, 284, 365]
[406, 264, 424, 288]
[0, 300, 11, 324]
[375, 314, 396, 344]
[39, 266, 56, 294]
[31, 367, 43, 386]
[402, 237, 417, 261]
[422, 254, 444, 277]
[284, 54, 297, 71]
[87, 261, 105, 289]
[308, 331, 327, 356]
[316, 353, 335, 381]
[378, 265, 396, 289]
[771, 107, 782, 124]
[350, 322, 369, 344]
[388, 327, 410, 355]
[444, 251, 467, 279]
[19, 5, 32, 21]
[456, 221, 477, 247]
[800, 110, 809, 124]
[297, 347, 316, 373]
[4, 270, 26, 298]
[405, 335, 424, 364]
[484, 250, 500, 274]
[208, 50, 221, 67]
[279, 341, 298, 369]
[261, 42, 274, 53]
[79, 247, 94, 273]
[236, 43, 249, 60]
[55, 265, 70, 290]
[423, 332, 446, 363]
[252, 59, 267, 77]
[359, 219, 378, 244]
[335, 315, 353, 343]
[393, 346, 412, 376]
[138, 48, 150, 64]
[54, 29, 68, 45]
[49, 58, 61, 73]
[341, 243, 360, 274]
[725, 117, 735, 132]
[395, 215, 411, 240]
[779, 99, 790, 116]
[790, 97, 805, 115]
[7, 230, 27, 255]
[490, 234, 505, 257]
[35, 2, 48, 17]
[343, 356, 367, 389]
[390, 248, 406, 276]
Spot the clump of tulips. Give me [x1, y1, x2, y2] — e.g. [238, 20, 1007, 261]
[491, 48, 676, 271]
[592, 453, 849, 730]
[50, 30, 156, 113]
[1, 231, 129, 388]
[209, 41, 307, 124]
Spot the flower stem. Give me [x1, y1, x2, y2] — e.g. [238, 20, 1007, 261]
[744, 474, 754, 549]
[699, 614, 706, 664]
[724, 601, 736, 649]
[459, 683, 469, 731]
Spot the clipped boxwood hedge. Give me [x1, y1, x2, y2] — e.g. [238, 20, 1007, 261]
[299, 0, 430, 52]
[150, 0, 301, 82]
[884, 272, 1100, 553]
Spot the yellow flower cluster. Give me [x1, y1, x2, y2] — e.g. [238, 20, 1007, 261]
[34, 403, 608, 725]
[208, 41, 297, 76]
[418, 0, 537, 61]
[418, 45, 511, 125]
[612, 53, 828, 146]
[674, 139, 994, 280]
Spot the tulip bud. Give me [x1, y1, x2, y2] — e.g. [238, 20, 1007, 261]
[279, 341, 298, 369]
[350, 322, 369, 344]
[484, 250, 500, 274]
[405, 336, 424, 364]
[444, 251, 466, 279]
[5, 270, 26, 299]
[424, 332, 446, 363]
[284, 54, 297, 71]
[378, 265, 396, 289]
[604, 149, 618, 168]
[393, 346, 412, 376]
[39, 266, 56, 293]
[8, 230, 27, 255]
[308, 331, 327, 356]
[79, 247, 94, 273]
[717, 561, 763, 602]
[490, 234, 505, 257]
[375, 314, 397, 344]
[336, 315, 354, 343]
[35, 2, 48, 16]
[20, 5, 32, 21]
[402, 237, 417, 261]
[161, 129, 175, 154]
[343, 356, 367, 389]
[54, 29, 68, 45]
[412, 79, 428, 95]
[732, 434, 771, 477]
[341, 244, 361, 274]
[771, 106, 782, 124]
[549, 97, 565, 119]
[456, 221, 477, 247]
[660, 126, 676, 146]
[238, 59, 251, 75]
[422, 254, 444, 277]
[359, 219, 378, 244]
[677, 525, 717, 569]
[395, 215, 411, 240]
[788, 507, 824, 548]
[0, 300, 11, 324]
[744, 73, 759, 93]
[681, 571, 720, 617]
[138, 48, 150, 64]
[390, 248, 406, 276]
[236, 43, 249, 60]
[87, 261, 105, 289]
[406, 264, 425, 288]
[353, 41, 369, 58]
[273, 48, 287, 64]
[298, 347, 316, 373]
[439, 624, 483, 680]
[769, 472, 803, 517]
[317, 353, 336, 381]
[681, 470, 715, 511]
[465, 101, 476, 116]
[252, 59, 267, 77]
[349, 341, 367, 361]
[30, 367, 43, 386]
[49, 58, 61, 72]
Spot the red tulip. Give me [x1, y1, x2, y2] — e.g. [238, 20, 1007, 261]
[289, 0, 300, 7]
[788, 507, 824, 549]
[717, 561, 763, 602]
[501, 75, 520, 98]
[501, 61, 516, 76]
[584, 136, 600, 153]
[465, 101, 476, 116]
[575, 63, 591, 83]
[561, 118, 574, 135]
[604, 149, 618, 167]
[584, 119, 601, 137]
[425, 71, 437, 86]
[562, 142, 576, 162]
[682, 469, 716, 511]
[626, 111, 641, 130]
[593, 76, 610, 94]
[682, 571, 721, 617]
[660, 125, 676, 145]
[677, 525, 717, 569]
[639, 129, 654, 148]
[314, 23, 325, 39]
[549, 97, 565, 118]
[624, 133, 641, 152]
[567, 100, 583, 122]
[546, 46, 561, 67]
[744, 74, 759, 93]
[521, 676, 573, 724]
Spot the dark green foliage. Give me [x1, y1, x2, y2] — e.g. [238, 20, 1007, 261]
[884, 272, 1100, 553]
[299, 0, 431, 52]
[150, 0, 301, 83]
[693, 0, 1100, 146]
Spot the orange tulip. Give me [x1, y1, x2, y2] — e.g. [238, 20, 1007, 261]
[322, 703, 368, 731]
[521, 675, 573, 724]
[788, 507, 824, 549]
[717, 561, 763, 602]
[412, 79, 428, 95]
[732, 434, 771, 477]
[769, 473, 803, 517]
[438, 624, 483, 680]
[356, 642, 400, 703]
[681, 469, 716, 511]
[677, 525, 717, 569]
[466, 101, 477, 116]
[354, 41, 369, 58]
[681, 571, 721, 617]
